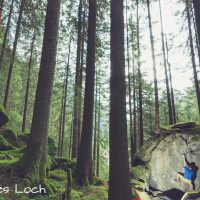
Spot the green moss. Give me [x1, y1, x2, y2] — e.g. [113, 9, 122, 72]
[0, 135, 16, 151]
[80, 186, 108, 200]
[170, 121, 196, 129]
[50, 169, 67, 181]
[2, 128, 17, 146]
[48, 178, 67, 193]
[0, 148, 23, 158]
[70, 189, 84, 199]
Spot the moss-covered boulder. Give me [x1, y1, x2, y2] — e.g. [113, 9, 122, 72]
[131, 165, 149, 190]
[51, 157, 76, 171]
[0, 106, 9, 127]
[2, 129, 17, 146]
[0, 135, 15, 151]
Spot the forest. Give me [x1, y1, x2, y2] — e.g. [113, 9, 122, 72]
[0, 0, 200, 199]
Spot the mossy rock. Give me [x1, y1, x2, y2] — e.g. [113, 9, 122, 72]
[131, 166, 149, 190]
[0, 135, 16, 151]
[51, 157, 76, 171]
[93, 177, 105, 186]
[48, 137, 57, 157]
[170, 122, 196, 129]
[50, 169, 68, 181]
[2, 128, 17, 146]
[0, 105, 9, 127]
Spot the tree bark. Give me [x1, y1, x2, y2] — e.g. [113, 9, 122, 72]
[186, 0, 200, 115]
[92, 73, 98, 179]
[3, 0, 25, 110]
[108, 0, 132, 199]
[165, 36, 176, 124]
[22, 31, 36, 133]
[193, 0, 200, 45]
[131, 22, 137, 166]
[96, 87, 100, 177]
[72, 0, 83, 159]
[147, 0, 160, 135]
[75, 0, 96, 186]
[158, 0, 173, 125]
[60, 41, 71, 157]
[0, 0, 14, 72]
[0, 0, 4, 26]
[126, 0, 134, 152]
[15, 0, 61, 181]
[137, 0, 144, 147]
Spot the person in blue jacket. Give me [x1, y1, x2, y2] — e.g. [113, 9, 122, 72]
[176, 154, 196, 190]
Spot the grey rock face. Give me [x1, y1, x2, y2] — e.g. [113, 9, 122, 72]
[132, 123, 200, 200]
[149, 133, 200, 192]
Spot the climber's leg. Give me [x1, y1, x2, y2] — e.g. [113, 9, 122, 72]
[176, 172, 184, 182]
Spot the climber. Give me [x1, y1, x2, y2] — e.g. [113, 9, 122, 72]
[175, 154, 195, 190]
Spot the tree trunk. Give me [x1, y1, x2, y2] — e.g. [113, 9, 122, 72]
[147, 0, 160, 135]
[109, 0, 132, 199]
[192, 7, 200, 66]
[125, 0, 134, 153]
[77, 2, 86, 147]
[158, 0, 173, 125]
[131, 22, 137, 166]
[22, 31, 36, 133]
[58, 88, 64, 157]
[165, 36, 176, 124]
[0, 0, 14, 72]
[96, 87, 100, 177]
[60, 41, 71, 157]
[193, 0, 200, 44]
[92, 73, 98, 179]
[0, 0, 4, 26]
[68, 117, 73, 159]
[75, 0, 96, 186]
[15, 0, 61, 181]
[137, 0, 144, 147]
[71, 0, 83, 159]
[186, 0, 200, 115]
[3, 0, 25, 110]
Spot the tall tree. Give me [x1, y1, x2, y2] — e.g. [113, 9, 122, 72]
[125, 0, 134, 153]
[165, 36, 176, 124]
[15, 0, 61, 181]
[147, 0, 160, 135]
[92, 73, 98, 178]
[130, 22, 137, 164]
[186, 0, 200, 114]
[0, 0, 4, 26]
[158, 0, 173, 125]
[193, 0, 200, 44]
[3, 0, 25, 110]
[96, 86, 100, 177]
[71, 0, 83, 159]
[109, 0, 132, 199]
[136, 0, 144, 147]
[60, 40, 71, 157]
[22, 31, 36, 133]
[0, 0, 15, 72]
[75, 0, 97, 185]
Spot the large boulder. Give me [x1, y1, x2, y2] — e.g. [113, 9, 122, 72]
[132, 122, 200, 200]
